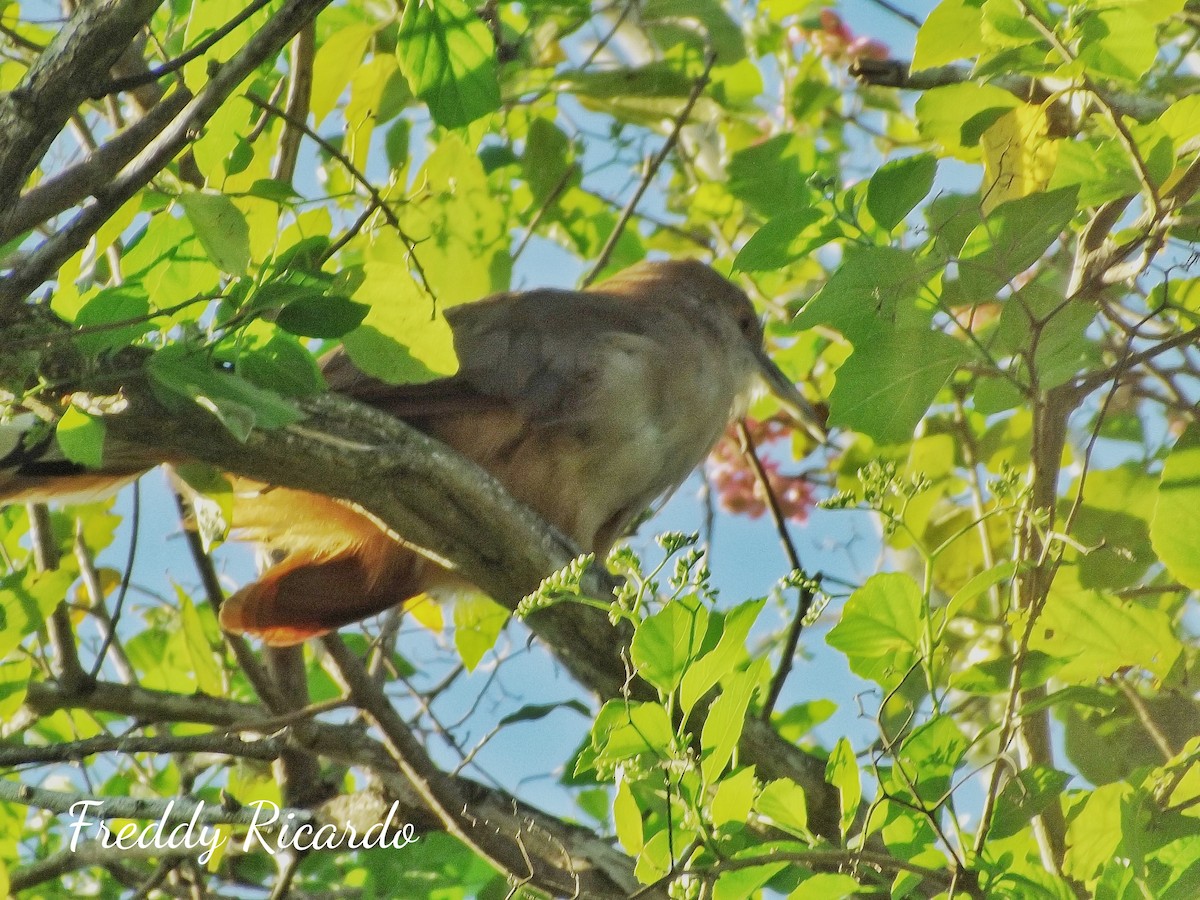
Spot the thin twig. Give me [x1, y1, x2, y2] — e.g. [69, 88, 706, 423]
[243, 91, 432, 297]
[735, 422, 815, 722]
[97, 0, 277, 97]
[584, 50, 717, 286]
[861, 0, 922, 28]
[89, 478, 140, 680]
[170, 484, 289, 713]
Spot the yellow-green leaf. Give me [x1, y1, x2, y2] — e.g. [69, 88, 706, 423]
[56, 406, 105, 469]
[1151, 424, 1200, 590]
[452, 593, 509, 671]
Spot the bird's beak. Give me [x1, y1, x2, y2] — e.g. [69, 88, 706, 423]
[754, 347, 827, 444]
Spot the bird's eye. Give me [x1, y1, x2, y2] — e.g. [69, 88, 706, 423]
[739, 312, 760, 336]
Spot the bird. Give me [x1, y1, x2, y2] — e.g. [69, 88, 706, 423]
[1, 259, 824, 645]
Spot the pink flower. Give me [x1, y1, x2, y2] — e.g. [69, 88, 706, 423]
[706, 418, 815, 522]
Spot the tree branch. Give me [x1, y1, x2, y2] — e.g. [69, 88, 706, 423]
[0, 88, 191, 246]
[851, 58, 1174, 122]
[0, 0, 165, 216]
[0, 0, 336, 316]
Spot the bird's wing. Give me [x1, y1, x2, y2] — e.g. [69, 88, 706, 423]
[322, 288, 642, 426]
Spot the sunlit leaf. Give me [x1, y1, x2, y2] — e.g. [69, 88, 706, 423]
[1029, 571, 1183, 683]
[867, 153, 937, 230]
[397, 0, 500, 128]
[613, 776, 643, 854]
[630, 597, 710, 694]
[828, 328, 970, 444]
[826, 737, 860, 839]
[453, 593, 509, 671]
[711, 766, 758, 829]
[826, 573, 923, 688]
[754, 777, 808, 838]
[55, 406, 105, 469]
[980, 106, 1058, 212]
[913, 0, 985, 70]
[701, 661, 764, 784]
[178, 192, 251, 275]
[1151, 424, 1200, 590]
[680, 599, 763, 715]
[177, 585, 223, 696]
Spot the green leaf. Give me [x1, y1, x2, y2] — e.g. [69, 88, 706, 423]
[1078, 1, 1185, 84]
[453, 593, 509, 671]
[913, 0, 985, 70]
[311, 22, 375, 124]
[1151, 424, 1200, 590]
[122, 212, 220, 303]
[916, 83, 1020, 161]
[794, 246, 934, 343]
[959, 187, 1078, 298]
[0, 656, 31, 720]
[178, 192, 251, 275]
[1070, 463, 1156, 590]
[224, 323, 325, 398]
[1028, 572, 1183, 683]
[728, 134, 820, 219]
[1048, 139, 1143, 207]
[711, 766, 757, 829]
[990, 766, 1072, 840]
[176, 585, 222, 696]
[828, 328, 969, 444]
[826, 573, 924, 688]
[399, 135, 511, 305]
[714, 862, 788, 900]
[896, 716, 969, 804]
[276, 294, 370, 339]
[630, 598, 710, 694]
[147, 345, 302, 441]
[753, 777, 808, 838]
[1160, 95, 1200, 146]
[0, 569, 76, 658]
[592, 700, 675, 764]
[701, 662, 763, 784]
[55, 406, 105, 469]
[244, 178, 302, 203]
[992, 282, 1097, 390]
[343, 234, 459, 384]
[866, 153, 937, 231]
[497, 699, 590, 728]
[613, 776, 643, 854]
[679, 599, 763, 714]
[73, 286, 152, 354]
[642, 0, 746, 66]
[523, 118, 576, 206]
[1064, 784, 1130, 882]
[788, 873, 864, 899]
[733, 208, 828, 272]
[826, 737, 860, 839]
[397, 0, 501, 129]
[773, 699, 837, 743]
[945, 560, 1018, 621]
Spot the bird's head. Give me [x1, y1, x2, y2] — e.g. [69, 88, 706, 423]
[593, 259, 827, 444]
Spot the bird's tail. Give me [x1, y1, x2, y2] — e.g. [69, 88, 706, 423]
[216, 485, 442, 645]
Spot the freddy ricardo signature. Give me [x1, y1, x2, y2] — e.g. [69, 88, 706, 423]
[67, 798, 419, 864]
